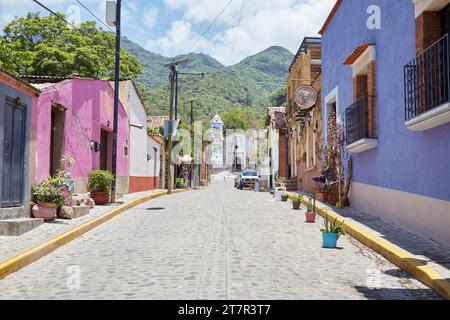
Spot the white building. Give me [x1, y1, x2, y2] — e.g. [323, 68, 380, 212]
[117, 81, 162, 193]
[210, 114, 225, 169]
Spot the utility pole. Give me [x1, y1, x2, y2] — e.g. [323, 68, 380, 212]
[107, 0, 121, 203]
[190, 100, 194, 188]
[164, 59, 189, 194]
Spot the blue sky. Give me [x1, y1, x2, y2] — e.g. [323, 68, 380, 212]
[0, 0, 334, 65]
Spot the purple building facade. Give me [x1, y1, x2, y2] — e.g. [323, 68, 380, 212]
[320, 0, 450, 245]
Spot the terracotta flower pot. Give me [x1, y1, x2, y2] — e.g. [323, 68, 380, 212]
[91, 191, 109, 205]
[32, 201, 58, 222]
[305, 212, 317, 223]
[316, 192, 328, 202]
[292, 201, 300, 210]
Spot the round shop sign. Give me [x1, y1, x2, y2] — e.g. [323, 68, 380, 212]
[294, 85, 318, 110]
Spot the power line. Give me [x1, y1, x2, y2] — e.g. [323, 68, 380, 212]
[73, 0, 114, 33]
[188, 0, 234, 53]
[31, 0, 90, 37]
[228, 0, 247, 65]
[122, 1, 155, 37]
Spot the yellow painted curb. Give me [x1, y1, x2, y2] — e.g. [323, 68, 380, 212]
[301, 197, 450, 300]
[0, 189, 189, 280]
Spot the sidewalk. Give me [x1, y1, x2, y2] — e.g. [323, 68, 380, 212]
[309, 196, 450, 296]
[0, 190, 165, 263]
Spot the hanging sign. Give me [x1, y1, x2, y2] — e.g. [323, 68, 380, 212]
[274, 112, 287, 129]
[294, 85, 318, 110]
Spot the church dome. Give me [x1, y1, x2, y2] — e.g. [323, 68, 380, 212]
[211, 114, 223, 124]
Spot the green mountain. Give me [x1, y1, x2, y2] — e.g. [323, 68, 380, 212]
[121, 38, 294, 125]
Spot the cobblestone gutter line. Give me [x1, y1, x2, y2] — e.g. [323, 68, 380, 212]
[302, 197, 450, 300]
[0, 190, 189, 280]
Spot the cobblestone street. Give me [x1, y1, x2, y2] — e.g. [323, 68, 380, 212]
[0, 181, 440, 300]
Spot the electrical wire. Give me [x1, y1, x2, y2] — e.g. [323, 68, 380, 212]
[187, 0, 234, 53]
[228, 0, 247, 65]
[73, 0, 114, 33]
[123, 1, 155, 37]
[31, 0, 90, 37]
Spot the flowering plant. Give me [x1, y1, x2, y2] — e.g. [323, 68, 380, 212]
[32, 177, 70, 207]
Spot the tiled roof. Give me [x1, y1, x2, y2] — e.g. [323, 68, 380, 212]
[343, 44, 374, 65]
[319, 0, 343, 35]
[0, 68, 40, 94]
[20, 75, 75, 84]
[148, 116, 181, 129]
[267, 107, 286, 119]
[148, 116, 169, 129]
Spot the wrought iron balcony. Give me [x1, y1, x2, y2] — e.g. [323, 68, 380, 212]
[404, 33, 449, 130]
[345, 95, 378, 152]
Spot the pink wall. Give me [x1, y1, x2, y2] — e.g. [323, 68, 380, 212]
[32, 79, 129, 183]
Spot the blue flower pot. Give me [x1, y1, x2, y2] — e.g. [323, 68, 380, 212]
[322, 233, 338, 248]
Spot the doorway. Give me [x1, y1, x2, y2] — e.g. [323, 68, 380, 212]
[50, 105, 66, 177]
[1, 97, 27, 207]
[100, 129, 112, 171]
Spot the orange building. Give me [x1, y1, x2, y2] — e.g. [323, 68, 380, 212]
[285, 37, 323, 193]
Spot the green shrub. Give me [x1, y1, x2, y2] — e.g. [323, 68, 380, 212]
[321, 214, 346, 238]
[288, 193, 304, 204]
[32, 176, 70, 206]
[88, 170, 113, 193]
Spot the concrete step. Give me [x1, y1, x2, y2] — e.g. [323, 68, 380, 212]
[0, 207, 26, 220]
[0, 218, 44, 236]
[72, 206, 90, 219]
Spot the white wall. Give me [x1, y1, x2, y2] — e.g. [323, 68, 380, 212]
[147, 136, 161, 178]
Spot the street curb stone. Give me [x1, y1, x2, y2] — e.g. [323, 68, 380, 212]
[0, 189, 189, 280]
[301, 196, 450, 300]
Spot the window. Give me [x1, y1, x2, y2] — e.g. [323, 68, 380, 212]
[343, 45, 378, 153]
[325, 86, 339, 142]
[405, 1, 450, 131]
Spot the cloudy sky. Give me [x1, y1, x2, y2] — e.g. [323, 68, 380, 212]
[0, 0, 334, 65]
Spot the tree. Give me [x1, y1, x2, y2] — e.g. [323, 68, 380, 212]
[0, 38, 17, 72]
[269, 87, 286, 106]
[0, 13, 142, 78]
[222, 107, 262, 131]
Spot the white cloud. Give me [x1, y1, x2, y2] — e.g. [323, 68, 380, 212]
[143, 7, 159, 29]
[158, 0, 335, 65]
[0, 0, 336, 66]
[148, 19, 213, 55]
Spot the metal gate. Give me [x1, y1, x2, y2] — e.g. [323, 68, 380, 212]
[1, 97, 26, 207]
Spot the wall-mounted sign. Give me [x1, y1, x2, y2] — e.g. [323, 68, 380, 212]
[294, 85, 318, 110]
[274, 112, 287, 129]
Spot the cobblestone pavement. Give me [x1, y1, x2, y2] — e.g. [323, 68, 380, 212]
[324, 203, 450, 280]
[0, 182, 440, 300]
[0, 190, 164, 262]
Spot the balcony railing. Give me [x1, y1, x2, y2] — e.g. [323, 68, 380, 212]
[404, 33, 449, 122]
[345, 95, 377, 146]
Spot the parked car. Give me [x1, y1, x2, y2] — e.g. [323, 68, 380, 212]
[234, 174, 241, 188]
[239, 170, 259, 190]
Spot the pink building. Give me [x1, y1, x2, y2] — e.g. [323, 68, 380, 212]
[26, 77, 129, 194]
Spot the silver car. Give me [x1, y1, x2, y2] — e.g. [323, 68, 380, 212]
[239, 170, 259, 189]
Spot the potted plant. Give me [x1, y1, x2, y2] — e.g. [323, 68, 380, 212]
[32, 177, 69, 221]
[88, 170, 113, 205]
[321, 214, 345, 249]
[176, 177, 185, 189]
[289, 193, 303, 210]
[305, 192, 317, 223]
[281, 192, 289, 202]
